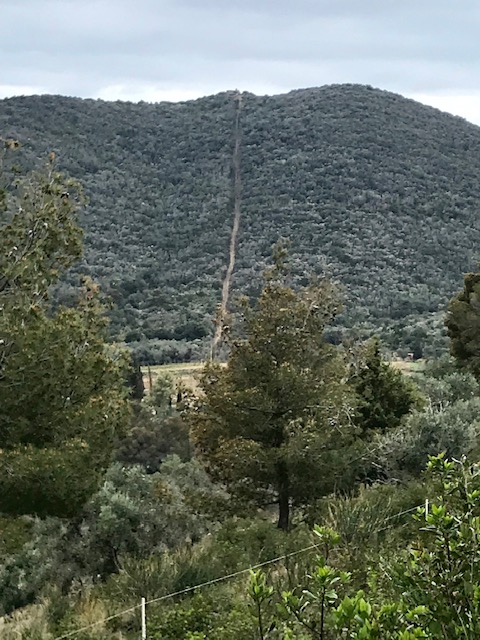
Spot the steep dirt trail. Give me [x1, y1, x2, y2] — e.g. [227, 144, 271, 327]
[210, 92, 243, 360]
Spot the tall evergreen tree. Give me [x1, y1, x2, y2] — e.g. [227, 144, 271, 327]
[0, 144, 130, 518]
[188, 247, 356, 529]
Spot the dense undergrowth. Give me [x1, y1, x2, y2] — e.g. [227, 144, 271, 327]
[2, 358, 480, 639]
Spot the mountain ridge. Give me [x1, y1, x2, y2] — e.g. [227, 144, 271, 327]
[2, 84, 480, 362]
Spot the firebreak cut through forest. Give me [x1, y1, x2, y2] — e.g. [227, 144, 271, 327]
[2, 84, 480, 363]
[5, 83, 480, 638]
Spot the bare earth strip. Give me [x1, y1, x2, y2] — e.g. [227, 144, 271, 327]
[211, 92, 243, 359]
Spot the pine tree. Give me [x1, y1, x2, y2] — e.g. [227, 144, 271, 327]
[188, 247, 356, 529]
[0, 144, 130, 517]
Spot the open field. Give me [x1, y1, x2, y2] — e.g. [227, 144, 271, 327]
[142, 362, 206, 394]
[391, 359, 426, 376]
[142, 358, 425, 395]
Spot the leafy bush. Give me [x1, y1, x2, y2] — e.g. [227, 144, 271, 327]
[245, 455, 480, 638]
[376, 400, 480, 479]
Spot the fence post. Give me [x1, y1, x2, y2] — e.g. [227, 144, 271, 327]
[141, 597, 146, 640]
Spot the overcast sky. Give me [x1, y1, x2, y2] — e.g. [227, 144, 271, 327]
[2, 0, 480, 123]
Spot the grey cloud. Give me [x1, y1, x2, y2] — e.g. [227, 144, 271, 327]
[1, 0, 479, 103]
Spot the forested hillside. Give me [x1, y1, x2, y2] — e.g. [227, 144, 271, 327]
[2, 84, 480, 362]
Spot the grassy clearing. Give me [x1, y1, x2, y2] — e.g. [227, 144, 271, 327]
[142, 362, 206, 394]
[391, 359, 426, 376]
[141, 358, 424, 394]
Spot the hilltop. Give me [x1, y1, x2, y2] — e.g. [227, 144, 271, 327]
[2, 84, 480, 362]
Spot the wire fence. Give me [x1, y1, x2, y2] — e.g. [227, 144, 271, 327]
[53, 500, 426, 639]
[53, 543, 321, 640]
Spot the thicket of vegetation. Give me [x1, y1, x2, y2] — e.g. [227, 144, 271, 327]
[4, 107, 480, 637]
[2, 85, 480, 362]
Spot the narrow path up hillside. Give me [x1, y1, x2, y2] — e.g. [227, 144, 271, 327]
[211, 91, 243, 360]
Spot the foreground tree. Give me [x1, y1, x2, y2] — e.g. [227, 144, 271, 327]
[445, 270, 480, 378]
[188, 247, 356, 530]
[0, 145, 130, 518]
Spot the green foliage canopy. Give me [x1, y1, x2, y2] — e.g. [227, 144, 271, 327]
[445, 270, 480, 379]
[0, 148, 130, 518]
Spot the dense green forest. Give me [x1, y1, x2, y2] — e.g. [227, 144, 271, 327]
[2, 84, 480, 362]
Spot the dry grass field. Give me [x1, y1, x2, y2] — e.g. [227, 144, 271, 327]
[141, 362, 206, 394]
[141, 358, 425, 397]
[391, 359, 426, 376]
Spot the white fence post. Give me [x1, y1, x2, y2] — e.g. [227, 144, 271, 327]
[141, 597, 146, 640]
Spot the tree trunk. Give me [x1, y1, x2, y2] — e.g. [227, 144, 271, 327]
[277, 460, 290, 530]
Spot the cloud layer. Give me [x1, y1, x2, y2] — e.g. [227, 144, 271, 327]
[2, 0, 480, 122]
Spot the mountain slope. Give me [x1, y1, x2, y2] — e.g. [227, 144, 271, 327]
[2, 84, 480, 361]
